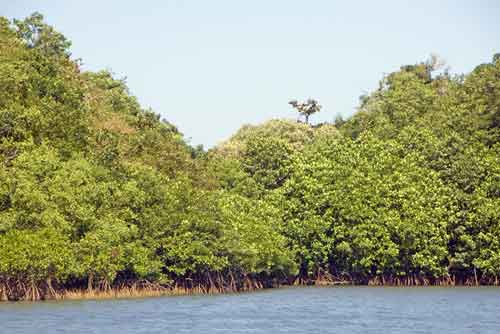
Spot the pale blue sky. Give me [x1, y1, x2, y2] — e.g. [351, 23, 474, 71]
[3, 1, 499, 147]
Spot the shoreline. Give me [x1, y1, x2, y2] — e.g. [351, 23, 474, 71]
[2, 278, 500, 303]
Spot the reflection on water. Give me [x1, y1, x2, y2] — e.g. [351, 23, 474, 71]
[1, 287, 500, 334]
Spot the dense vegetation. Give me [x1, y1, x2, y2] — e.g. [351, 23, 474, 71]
[0, 14, 499, 301]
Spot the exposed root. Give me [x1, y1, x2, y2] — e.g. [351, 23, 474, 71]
[1, 273, 499, 302]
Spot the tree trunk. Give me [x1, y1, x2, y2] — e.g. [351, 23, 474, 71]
[46, 277, 56, 299]
[87, 272, 93, 292]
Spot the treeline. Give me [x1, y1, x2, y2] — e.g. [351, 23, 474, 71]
[0, 13, 499, 301]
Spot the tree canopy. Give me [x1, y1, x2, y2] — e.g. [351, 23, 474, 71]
[0, 13, 499, 300]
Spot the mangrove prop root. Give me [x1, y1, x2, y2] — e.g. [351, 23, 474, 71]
[1, 273, 499, 301]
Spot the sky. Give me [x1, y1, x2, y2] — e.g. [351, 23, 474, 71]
[2, 1, 500, 147]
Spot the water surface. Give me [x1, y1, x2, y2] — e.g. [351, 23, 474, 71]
[1, 287, 499, 333]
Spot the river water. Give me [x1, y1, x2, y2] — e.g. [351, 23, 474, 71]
[1, 287, 499, 333]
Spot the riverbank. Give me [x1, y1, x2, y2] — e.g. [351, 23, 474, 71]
[2, 275, 499, 302]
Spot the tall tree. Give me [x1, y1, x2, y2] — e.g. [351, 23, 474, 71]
[288, 98, 322, 124]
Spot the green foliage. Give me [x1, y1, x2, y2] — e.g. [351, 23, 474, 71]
[1, 12, 499, 298]
[13, 12, 71, 58]
[217, 192, 297, 275]
[0, 228, 75, 284]
[0, 14, 88, 159]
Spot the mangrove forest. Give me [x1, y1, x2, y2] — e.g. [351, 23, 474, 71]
[0, 13, 499, 301]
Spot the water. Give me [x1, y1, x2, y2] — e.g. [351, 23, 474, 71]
[1, 287, 500, 333]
